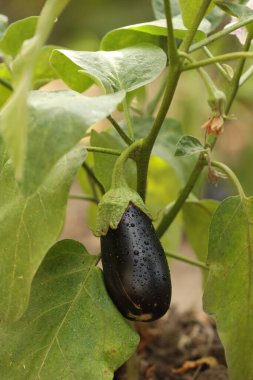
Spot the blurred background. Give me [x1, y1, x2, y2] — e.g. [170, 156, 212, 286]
[1, 0, 253, 311]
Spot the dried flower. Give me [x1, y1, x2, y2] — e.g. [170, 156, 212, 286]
[201, 114, 224, 135]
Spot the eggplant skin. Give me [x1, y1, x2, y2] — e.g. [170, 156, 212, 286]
[101, 204, 171, 322]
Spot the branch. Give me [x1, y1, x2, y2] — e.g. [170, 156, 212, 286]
[107, 115, 133, 145]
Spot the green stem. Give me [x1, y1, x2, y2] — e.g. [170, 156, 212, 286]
[210, 160, 246, 199]
[179, 51, 226, 111]
[82, 161, 105, 195]
[0, 77, 13, 91]
[202, 46, 232, 82]
[165, 251, 209, 270]
[179, 0, 213, 52]
[225, 32, 253, 112]
[123, 98, 134, 140]
[182, 51, 253, 71]
[111, 140, 143, 189]
[239, 65, 253, 86]
[156, 156, 205, 237]
[190, 16, 253, 53]
[86, 146, 121, 156]
[163, 0, 178, 65]
[137, 65, 181, 200]
[107, 115, 133, 145]
[156, 33, 252, 238]
[69, 194, 98, 203]
[146, 74, 167, 116]
[136, 0, 213, 201]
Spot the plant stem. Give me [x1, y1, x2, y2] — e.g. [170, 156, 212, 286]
[146, 75, 167, 116]
[137, 65, 181, 200]
[163, 0, 178, 65]
[179, 51, 226, 111]
[86, 146, 121, 156]
[112, 140, 142, 188]
[69, 194, 98, 203]
[136, 0, 213, 201]
[210, 160, 246, 199]
[0, 77, 13, 91]
[182, 51, 253, 71]
[190, 16, 253, 52]
[156, 156, 205, 237]
[165, 251, 209, 270]
[156, 33, 253, 238]
[179, 0, 213, 53]
[82, 161, 105, 195]
[239, 65, 253, 86]
[225, 31, 253, 112]
[202, 46, 232, 82]
[123, 98, 134, 140]
[107, 115, 133, 145]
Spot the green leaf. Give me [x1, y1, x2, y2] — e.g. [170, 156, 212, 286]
[101, 17, 211, 51]
[51, 44, 167, 93]
[0, 140, 86, 322]
[0, 63, 12, 108]
[151, 0, 222, 31]
[133, 117, 197, 185]
[90, 130, 125, 192]
[0, 0, 70, 180]
[179, 0, 214, 28]
[20, 90, 125, 195]
[0, 14, 8, 39]
[147, 156, 182, 253]
[215, 0, 253, 18]
[152, 0, 180, 19]
[0, 239, 139, 379]
[183, 199, 219, 281]
[33, 45, 61, 89]
[175, 135, 205, 157]
[203, 196, 253, 380]
[0, 16, 38, 57]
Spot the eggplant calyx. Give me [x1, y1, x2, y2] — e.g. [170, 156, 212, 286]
[94, 186, 153, 237]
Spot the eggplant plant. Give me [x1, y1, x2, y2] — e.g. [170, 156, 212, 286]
[0, 0, 253, 379]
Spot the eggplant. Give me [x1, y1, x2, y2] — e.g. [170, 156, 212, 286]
[101, 204, 171, 322]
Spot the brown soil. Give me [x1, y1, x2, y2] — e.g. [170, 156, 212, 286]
[114, 308, 228, 380]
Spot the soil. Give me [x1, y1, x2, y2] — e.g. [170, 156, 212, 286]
[114, 308, 228, 380]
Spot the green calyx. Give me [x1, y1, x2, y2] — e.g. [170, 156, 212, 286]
[95, 138, 152, 236]
[94, 185, 153, 237]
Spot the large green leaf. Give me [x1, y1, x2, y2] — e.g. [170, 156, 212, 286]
[215, 0, 253, 18]
[51, 44, 167, 93]
[0, 239, 139, 379]
[0, 0, 70, 179]
[152, 0, 223, 31]
[179, 0, 214, 28]
[183, 199, 219, 283]
[90, 130, 125, 192]
[0, 16, 38, 57]
[183, 199, 219, 263]
[21, 90, 125, 195]
[0, 140, 86, 322]
[101, 17, 211, 51]
[203, 196, 253, 380]
[133, 117, 197, 185]
[33, 45, 61, 89]
[152, 0, 180, 19]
